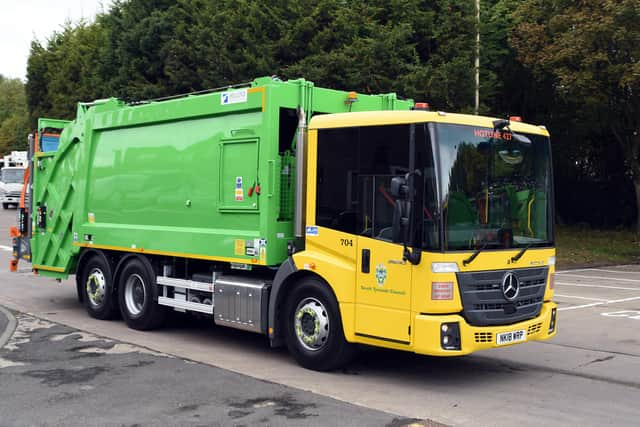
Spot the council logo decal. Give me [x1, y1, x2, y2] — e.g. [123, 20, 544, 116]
[375, 263, 387, 286]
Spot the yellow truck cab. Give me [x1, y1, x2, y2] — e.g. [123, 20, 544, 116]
[294, 109, 557, 359]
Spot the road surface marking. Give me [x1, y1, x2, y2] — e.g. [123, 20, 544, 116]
[590, 268, 640, 275]
[554, 294, 607, 302]
[0, 245, 12, 252]
[556, 273, 640, 283]
[556, 268, 599, 274]
[555, 282, 640, 291]
[559, 296, 640, 311]
[601, 310, 640, 320]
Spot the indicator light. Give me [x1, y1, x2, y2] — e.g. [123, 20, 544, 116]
[432, 282, 454, 300]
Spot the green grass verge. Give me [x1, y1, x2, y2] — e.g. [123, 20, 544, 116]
[556, 226, 640, 269]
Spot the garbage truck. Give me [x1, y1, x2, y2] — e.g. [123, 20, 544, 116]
[11, 76, 557, 370]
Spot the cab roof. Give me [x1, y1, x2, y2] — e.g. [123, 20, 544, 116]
[309, 110, 550, 137]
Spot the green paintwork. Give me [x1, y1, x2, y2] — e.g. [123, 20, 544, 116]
[31, 77, 413, 278]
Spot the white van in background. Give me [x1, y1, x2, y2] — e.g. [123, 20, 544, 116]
[0, 166, 26, 209]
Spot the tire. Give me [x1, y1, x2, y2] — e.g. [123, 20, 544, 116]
[284, 278, 355, 371]
[80, 254, 118, 320]
[118, 257, 166, 330]
[2, 203, 8, 210]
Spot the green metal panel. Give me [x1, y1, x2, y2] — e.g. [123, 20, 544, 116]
[218, 138, 260, 211]
[30, 77, 414, 276]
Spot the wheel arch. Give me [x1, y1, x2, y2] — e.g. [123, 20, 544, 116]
[269, 258, 342, 348]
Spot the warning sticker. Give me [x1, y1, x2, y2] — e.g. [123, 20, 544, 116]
[235, 176, 244, 201]
[234, 239, 245, 256]
[221, 89, 248, 105]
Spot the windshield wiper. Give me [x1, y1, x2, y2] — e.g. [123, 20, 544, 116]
[510, 244, 531, 263]
[463, 243, 487, 267]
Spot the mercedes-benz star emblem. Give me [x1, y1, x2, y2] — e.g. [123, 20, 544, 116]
[502, 272, 520, 301]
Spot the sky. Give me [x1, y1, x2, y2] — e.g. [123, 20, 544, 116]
[0, 0, 113, 81]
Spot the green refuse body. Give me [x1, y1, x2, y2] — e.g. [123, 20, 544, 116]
[31, 76, 412, 277]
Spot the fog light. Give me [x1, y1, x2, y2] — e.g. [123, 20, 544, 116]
[440, 322, 461, 350]
[548, 308, 557, 333]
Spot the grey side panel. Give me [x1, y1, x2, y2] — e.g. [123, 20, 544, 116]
[268, 257, 298, 347]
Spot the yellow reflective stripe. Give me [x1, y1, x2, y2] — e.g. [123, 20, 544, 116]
[72, 242, 264, 265]
[33, 265, 65, 272]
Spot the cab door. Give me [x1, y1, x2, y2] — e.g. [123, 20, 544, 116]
[354, 174, 412, 344]
[313, 124, 414, 345]
[355, 235, 412, 344]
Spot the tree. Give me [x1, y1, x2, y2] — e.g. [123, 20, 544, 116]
[512, 0, 640, 231]
[0, 75, 30, 153]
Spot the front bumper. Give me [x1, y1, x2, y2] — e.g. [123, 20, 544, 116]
[1, 196, 19, 204]
[413, 301, 557, 356]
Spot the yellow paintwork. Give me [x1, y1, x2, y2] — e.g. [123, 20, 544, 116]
[247, 86, 266, 112]
[309, 110, 550, 137]
[32, 264, 66, 272]
[295, 110, 557, 356]
[412, 301, 557, 356]
[355, 236, 412, 342]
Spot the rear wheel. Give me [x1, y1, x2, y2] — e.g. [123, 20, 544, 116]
[118, 257, 166, 330]
[284, 278, 355, 371]
[80, 254, 118, 320]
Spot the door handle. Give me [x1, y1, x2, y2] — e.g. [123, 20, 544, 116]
[362, 249, 370, 273]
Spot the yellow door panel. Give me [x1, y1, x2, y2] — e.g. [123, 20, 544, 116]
[356, 236, 411, 310]
[355, 304, 411, 344]
[355, 235, 412, 341]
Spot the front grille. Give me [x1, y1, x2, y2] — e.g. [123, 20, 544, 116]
[457, 267, 548, 326]
[6, 191, 20, 198]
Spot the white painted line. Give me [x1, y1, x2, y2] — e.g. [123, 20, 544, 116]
[555, 282, 640, 291]
[607, 296, 640, 304]
[557, 273, 640, 283]
[590, 268, 640, 275]
[556, 268, 598, 274]
[558, 296, 640, 312]
[0, 245, 12, 252]
[559, 302, 605, 311]
[554, 294, 607, 302]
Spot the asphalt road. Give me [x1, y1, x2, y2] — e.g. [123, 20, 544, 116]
[0, 309, 411, 426]
[1, 207, 639, 426]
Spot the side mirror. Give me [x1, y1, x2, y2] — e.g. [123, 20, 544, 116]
[390, 176, 408, 199]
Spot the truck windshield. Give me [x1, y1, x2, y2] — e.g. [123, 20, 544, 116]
[1, 168, 25, 184]
[435, 123, 553, 250]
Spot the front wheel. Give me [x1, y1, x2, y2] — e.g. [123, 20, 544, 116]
[118, 257, 166, 330]
[1, 203, 8, 210]
[284, 278, 355, 371]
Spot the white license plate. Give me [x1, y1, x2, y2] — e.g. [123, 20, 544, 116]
[496, 329, 527, 345]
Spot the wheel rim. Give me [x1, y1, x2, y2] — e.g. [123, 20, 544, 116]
[294, 297, 330, 351]
[85, 268, 106, 308]
[124, 273, 146, 316]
